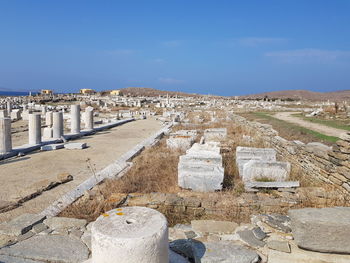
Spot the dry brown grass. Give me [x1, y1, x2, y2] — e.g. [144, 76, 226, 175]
[60, 141, 182, 221]
[60, 112, 349, 224]
[103, 142, 180, 194]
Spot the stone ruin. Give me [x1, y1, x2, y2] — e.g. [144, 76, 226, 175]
[236, 147, 291, 181]
[178, 141, 224, 192]
[203, 127, 227, 142]
[1, 206, 350, 262]
[166, 130, 197, 151]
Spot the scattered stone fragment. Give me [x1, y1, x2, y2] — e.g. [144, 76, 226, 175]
[191, 241, 260, 263]
[169, 249, 190, 263]
[40, 143, 64, 151]
[32, 223, 48, 234]
[64, 142, 87, 150]
[268, 242, 350, 263]
[17, 231, 35, 242]
[267, 240, 291, 253]
[237, 229, 265, 247]
[245, 181, 299, 191]
[191, 220, 238, 235]
[0, 235, 89, 263]
[0, 214, 45, 236]
[289, 207, 350, 254]
[17, 152, 25, 157]
[57, 173, 73, 183]
[252, 227, 267, 241]
[44, 217, 87, 231]
[169, 239, 194, 259]
[261, 214, 291, 233]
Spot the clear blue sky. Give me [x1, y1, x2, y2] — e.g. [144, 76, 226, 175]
[0, 0, 349, 96]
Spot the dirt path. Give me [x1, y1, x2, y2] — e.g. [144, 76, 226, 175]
[273, 112, 344, 138]
[0, 118, 162, 222]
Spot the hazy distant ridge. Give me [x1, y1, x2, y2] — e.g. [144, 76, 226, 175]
[239, 89, 350, 101]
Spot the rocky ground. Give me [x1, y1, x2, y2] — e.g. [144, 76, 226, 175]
[1, 207, 350, 263]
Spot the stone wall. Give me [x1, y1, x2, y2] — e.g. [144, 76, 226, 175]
[230, 114, 350, 193]
[107, 188, 342, 224]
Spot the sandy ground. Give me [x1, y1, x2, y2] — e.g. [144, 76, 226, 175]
[0, 118, 162, 222]
[274, 112, 345, 138]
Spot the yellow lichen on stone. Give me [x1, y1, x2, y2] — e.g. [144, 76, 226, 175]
[102, 213, 109, 217]
[116, 212, 124, 215]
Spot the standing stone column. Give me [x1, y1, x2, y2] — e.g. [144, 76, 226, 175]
[6, 101, 11, 116]
[85, 107, 94, 130]
[0, 117, 12, 154]
[52, 111, 64, 139]
[70, 105, 80, 134]
[28, 113, 42, 145]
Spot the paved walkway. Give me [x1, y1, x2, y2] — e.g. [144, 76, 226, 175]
[273, 112, 345, 138]
[0, 118, 162, 222]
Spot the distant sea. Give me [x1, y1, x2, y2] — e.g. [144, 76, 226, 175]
[0, 91, 32, 96]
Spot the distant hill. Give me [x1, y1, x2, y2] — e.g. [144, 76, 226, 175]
[239, 89, 350, 102]
[113, 87, 199, 97]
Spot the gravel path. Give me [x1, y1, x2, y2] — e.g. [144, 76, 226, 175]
[273, 112, 344, 138]
[0, 118, 162, 222]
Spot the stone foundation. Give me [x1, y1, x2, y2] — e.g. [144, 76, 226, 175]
[231, 114, 350, 194]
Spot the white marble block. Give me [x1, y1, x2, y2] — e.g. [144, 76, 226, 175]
[242, 160, 291, 182]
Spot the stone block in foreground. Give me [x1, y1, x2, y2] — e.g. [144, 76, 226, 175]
[289, 207, 350, 254]
[191, 241, 259, 263]
[0, 235, 89, 262]
[0, 214, 45, 236]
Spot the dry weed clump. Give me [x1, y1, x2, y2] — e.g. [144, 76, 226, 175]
[103, 141, 180, 194]
[60, 140, 182, 221]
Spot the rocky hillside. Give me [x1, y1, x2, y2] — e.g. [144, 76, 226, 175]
[240, 89, 350, 101]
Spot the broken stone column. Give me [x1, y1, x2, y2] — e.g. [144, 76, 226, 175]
[28, 113, 42, 145]
[0, 117, 12, 154]
[70, 105, 80, 134]
[45, 111, 53, 127]
[52, 111, 64, 139]
[85, 107, 94, 130]
[91, 207, 169, 263]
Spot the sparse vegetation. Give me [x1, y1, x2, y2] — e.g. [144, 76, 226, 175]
[60, 112, 349, 225]
[254, 177, 275, 182]
[292, 113, 350, 131]
[240, 112, 339, 145]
